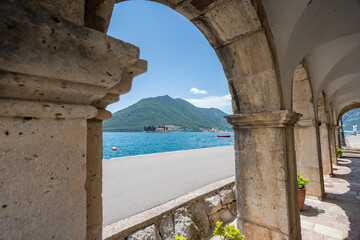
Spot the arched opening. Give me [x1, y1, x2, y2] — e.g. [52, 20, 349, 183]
[338, 106, 360, 148]
[102, 0, 234, 229]
[0, 1, 308, 240]
[84, 0, 302, 239]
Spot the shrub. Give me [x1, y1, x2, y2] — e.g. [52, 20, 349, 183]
[297, 174, 309, 189]
[171, 237, 187, 240]
[336, 147, 343, 155]
[213, 221, 245, 240]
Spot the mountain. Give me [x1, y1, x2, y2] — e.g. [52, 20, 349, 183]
[342, 108, 360, 131]
[103, 95, 232, 132]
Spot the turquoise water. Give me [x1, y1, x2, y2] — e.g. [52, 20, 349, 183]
[103, 132, 234, 159]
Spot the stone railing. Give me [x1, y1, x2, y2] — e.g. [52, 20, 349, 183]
[103, 177, 236, 240]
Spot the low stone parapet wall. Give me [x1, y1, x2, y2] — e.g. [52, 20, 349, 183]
[103, 177, 236, 240]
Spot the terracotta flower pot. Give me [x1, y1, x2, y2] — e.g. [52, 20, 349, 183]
[298, 187, 306, 211]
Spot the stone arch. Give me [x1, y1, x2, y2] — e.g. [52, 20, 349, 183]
[84, 1, 302, 240]
[0, 0, 303, 239]
[85, 0, 285, 114]
[292, 62, 325, 199]
[337, 103, 360, 125]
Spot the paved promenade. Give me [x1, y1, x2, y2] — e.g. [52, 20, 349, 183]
[345, 134, 360, 148]
[209, 152, 360, 240]
[103, 146, 235, 226]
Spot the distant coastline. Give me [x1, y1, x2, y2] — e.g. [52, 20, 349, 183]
[102, 131, 234, 159]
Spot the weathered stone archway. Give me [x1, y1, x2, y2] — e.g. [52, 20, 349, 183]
[1, 0, 302, 239]
[85, 1, 301, 239]
[292, 63, 325, 199]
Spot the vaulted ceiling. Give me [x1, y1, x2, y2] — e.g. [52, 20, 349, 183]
[262, 0, 360, 119]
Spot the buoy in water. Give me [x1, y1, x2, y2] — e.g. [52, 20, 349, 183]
[112, 147, 117, 151]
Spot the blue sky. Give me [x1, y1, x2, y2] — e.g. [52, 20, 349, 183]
[106, 0, 231, 114]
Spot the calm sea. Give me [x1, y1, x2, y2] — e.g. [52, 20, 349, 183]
[103, 132, 234, 159]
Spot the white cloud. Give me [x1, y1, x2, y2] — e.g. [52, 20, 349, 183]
[185, 93, 232, 114]
[190, 87, 207, 95]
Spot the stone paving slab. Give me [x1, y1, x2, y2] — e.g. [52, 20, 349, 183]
[206, 156, 360, 240]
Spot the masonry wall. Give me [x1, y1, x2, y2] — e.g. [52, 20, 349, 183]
[104, 178, 236, 240]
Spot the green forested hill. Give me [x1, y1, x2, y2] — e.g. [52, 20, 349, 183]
[342, 108, 360, 131]
[103, 95, 232, 132]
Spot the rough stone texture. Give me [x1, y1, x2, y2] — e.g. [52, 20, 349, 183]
[0, 117, 87, 239]
[127, 225, 161, 240]
[220, 209, 233, 223]
[0, 0, 311, 240]
[86, 119, 103, 240]
[208, 211, 222, 231]
[294, 125, 325, 198]
[159, 215, 175, 240]
[227, 202, 237, 216]
[216, 30, 282, 114]
[318, 93, 334, 176]
[204, 194, 222, 215]
[226, 111, 302, 240]
[319, 124, 333, 176]
[103, 178, 234, 240]
[292, 64, 325, 199]
[190, 201, 211, 236]
[85, 0, 115, 32]
[19, 0, 85, 25]
[204, 0, 261, 44]
[219, 188, 235, 205]
[329, 125, 338, 165]
[0, 1, 145, 240]
[174, 207, 201, 239]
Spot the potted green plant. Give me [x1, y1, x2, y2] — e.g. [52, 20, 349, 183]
[336, 147, 343, 158]
[297, 174, 309, 211]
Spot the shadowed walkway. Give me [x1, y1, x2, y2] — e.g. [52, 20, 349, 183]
[300, 153, 360, 240]
[208, 152, 360, 240]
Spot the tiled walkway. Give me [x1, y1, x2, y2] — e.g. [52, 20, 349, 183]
[208, 153, 360, 240]
[301, 154, 360, 240]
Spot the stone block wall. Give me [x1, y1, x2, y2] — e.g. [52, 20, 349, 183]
[104, 178, 236, 240]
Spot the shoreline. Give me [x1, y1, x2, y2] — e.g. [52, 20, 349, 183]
[103, 145, 234, 161]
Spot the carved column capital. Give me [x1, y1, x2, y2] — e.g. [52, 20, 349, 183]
[224, 110, 302, 129]
[0, 0, 146, 120]
[295, 119, 318, 127]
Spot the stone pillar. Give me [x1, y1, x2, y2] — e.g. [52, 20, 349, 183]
[225, 111, 302, 240]
[86, 119, 104, 240]
[292, 64, 324, 199]
[329, 125, 338, 166]
[0, 1, 145, 239]
[319, 123, 334, 176]
[294, 120, 325, 199]
[334, 126, 340, 149]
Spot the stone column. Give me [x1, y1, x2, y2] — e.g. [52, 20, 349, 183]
[225, 111, 302, 240]
[0, 1, 145, 239]
[294, 120, 325, 199]
[292, 64, 325, 199]
[334, 126, 340, 149]
[319, 123, 334, 176]
[329, 125, 338, 166]
[86, 63, 146, 240]
[86, 119, 104, 240]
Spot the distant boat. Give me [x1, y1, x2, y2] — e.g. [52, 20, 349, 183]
[217, 135, 231, 138]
